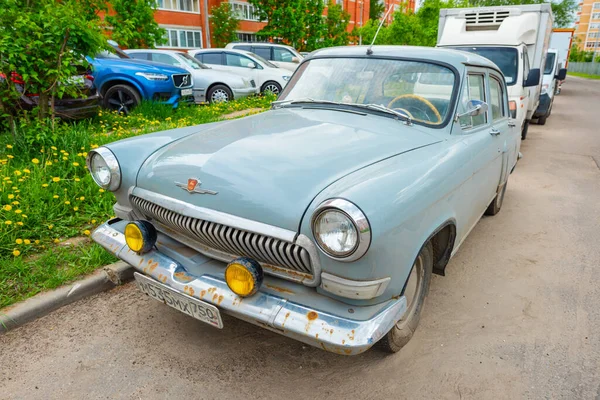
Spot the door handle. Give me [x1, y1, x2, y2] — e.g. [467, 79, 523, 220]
[490, 128, 501, 136]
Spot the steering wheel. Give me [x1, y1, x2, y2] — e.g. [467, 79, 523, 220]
[387, 94, 442, 124]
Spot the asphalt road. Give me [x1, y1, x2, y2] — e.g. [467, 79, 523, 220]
[2, 77, 600, 400]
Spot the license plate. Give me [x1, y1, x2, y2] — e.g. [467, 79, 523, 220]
[181, 88, 193, 96]
[134, 272, 223, 329]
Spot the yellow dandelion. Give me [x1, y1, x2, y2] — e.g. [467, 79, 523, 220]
[52, 177, 60, 182]
[91, 219, 97, 224]
[60, 149, 65, 153]
[32, 158, 40, 164]
[82, 152, 88, 157]
[46, 161, 52, 166]
[77, 153, 82, 157]
[42, 183, 49, 188]
[51, 146, 57, 151]
[12, 249, 20, 256]
[15, 238, 22, 244]
[72, 162, 80, 167]
[24, 239, 30, 245]
[13, 170, 21, 176]
[6, 144, 13, 149]
[48, 224, 54, 229]
[53, 238, 60, 244]
[35, 240, 40, 244]
[79, 196, 85, 201]
[3, 205, 11, 211]
[16, 221, 23, 226]
[62, 157, 67, 161]
[64, 201, 70, 205]
[91, 144, 99, 149]
[5, 220, 12, 225]
[53, 195, 59, 199]
[73, 207, 79, 211]
[11, 187, 16, 190]
[23, 169, 30, 173]
[2, 177, 9, 181]
[11, 201, 18, 205]
[74, 178, 80, 182]
[7, 155, 13, 159]
[84, 230, 91, 236]
[7, 194, 14, 199]
[14, 209, 22, 214]
[21, 215, 27, 218]
[63, 152, 69, 156]
[99, 188, 105, 193]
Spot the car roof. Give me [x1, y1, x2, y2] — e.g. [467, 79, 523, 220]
[191, 48, 257, 57]
[309, 45, 500, 72]
[228, 42, 290, 48]
[126, 49, 183, 55]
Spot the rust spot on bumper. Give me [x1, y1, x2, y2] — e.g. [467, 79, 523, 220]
[265, 284, 295, 295]
[307, 311, 318, 321]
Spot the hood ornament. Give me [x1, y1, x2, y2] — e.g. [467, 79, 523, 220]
[176, 178, 218, 195]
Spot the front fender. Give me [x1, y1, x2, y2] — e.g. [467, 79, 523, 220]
[96, 74, 147, 98]
[299, 139, 469, 306]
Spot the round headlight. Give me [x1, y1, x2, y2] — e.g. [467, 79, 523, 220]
[311, 199, 371, 262]
[86, 147, 121, 191]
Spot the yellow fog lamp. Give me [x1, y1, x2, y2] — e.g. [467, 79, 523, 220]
[225, 257, 263, 297]
[124, 220, 157, 254]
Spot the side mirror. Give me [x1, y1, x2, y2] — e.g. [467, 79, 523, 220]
[292, 57, 300, 63]
[555, 68, 567, 81]
[524, 68, 541, 87]
[247, 61, 257, 69]
[455, 99, 488, 122]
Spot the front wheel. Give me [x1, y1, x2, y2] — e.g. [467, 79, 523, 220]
[103, 84, 141, 115]
[261, 81, 282, 95]
[378, 241, 433, 353]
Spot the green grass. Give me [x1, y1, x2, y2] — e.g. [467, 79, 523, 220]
[568, 71, 600, 80]
[0, 95, 275, 308]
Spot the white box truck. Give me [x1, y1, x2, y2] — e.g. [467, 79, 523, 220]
[549, 28, 574, 94]
[437, 4, 553, 140]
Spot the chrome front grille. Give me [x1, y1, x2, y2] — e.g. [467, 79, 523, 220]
[130, 196, 314, 278]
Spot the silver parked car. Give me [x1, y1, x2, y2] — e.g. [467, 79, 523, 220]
[125, 49, 258, 103]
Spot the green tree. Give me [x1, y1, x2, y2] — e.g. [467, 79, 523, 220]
[322, 1, 351, 48]
[210, 3, 240, 48]
[106, 0, 166, 48]
[0, 0, 107, 127]
[369, 0, 385, 20]
[248, 0, 307, 48]
[303, 0, 326, 51]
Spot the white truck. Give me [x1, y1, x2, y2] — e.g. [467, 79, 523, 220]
[549, 28, 575, 94]
[437, 4, 553, 140]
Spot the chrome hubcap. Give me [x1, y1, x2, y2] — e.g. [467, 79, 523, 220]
[265, 84, 279, 94]
[395, 255, 423, 328]
[211, 89, 229, 103]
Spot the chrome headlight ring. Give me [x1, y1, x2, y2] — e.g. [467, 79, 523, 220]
[311, 198, 371, 262]
[86, 147, 121, 192]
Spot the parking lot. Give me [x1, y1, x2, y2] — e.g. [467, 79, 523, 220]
[1, 76, 599, 400]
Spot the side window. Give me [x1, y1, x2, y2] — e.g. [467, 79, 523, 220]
[151, 53, 178, 66]
[234, 45, 252, 51]
[129, 53, 150, 61]
[226, 53, 256, 68]
[458, 74, 487, 129]
[273, 48, 294, 62]
[489, 76, 505, 121]
[523, 48, 530, 80]
[253, 46, 271, 60]
[201, 53, 222, 65]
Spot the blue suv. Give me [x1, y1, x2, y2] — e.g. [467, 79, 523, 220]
[88, 46, 193, 114]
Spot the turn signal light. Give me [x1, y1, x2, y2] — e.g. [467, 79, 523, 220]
[125, 220, 157, 254]
[225, 258, 263, 297]
[508, 101, 517, 119]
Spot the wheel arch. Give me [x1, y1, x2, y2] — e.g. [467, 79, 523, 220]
[425, 219, 457, 276]
[99, 78, 144, 98]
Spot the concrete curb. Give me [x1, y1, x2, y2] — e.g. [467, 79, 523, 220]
[0, 261, 133, 333]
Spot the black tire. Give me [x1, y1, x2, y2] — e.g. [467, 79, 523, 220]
[207, 84, 233, 103]
[378, 241, 433, 353]
[261, 81, 282, 95]
[103, 84, 141, 115]
[485, 181, 507, 216]
[521, 120, 530, 140]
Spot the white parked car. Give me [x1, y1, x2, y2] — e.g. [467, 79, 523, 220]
[125, 49, 258, 104]
[188, 49, 291, 95]
[225, 43, 303, 71]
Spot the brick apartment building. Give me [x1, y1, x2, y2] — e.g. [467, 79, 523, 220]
[153, 0, 414, 50]
[574, 0, 600, 51]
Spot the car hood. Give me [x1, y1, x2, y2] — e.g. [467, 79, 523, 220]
[135, 108, 441, 231]
[90, 57, 189, 74]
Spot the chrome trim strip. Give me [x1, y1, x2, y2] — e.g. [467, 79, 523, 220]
[132, 188, 296, 242]
[311, 198, 372, 262]
[92, 221, 406, 356]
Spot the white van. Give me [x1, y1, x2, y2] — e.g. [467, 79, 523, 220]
[437, 4, 553, 140]
[533, 49, 567, 125]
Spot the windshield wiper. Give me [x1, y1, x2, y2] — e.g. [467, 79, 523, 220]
[273, 98, 412, 124]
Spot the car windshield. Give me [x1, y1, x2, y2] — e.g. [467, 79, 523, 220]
[179, 53, 209, 69]
[277, 57, 456, 126]
[452, 47, 518, 85]
[544, 52, 556, 75]
[248, 53, 278, 68]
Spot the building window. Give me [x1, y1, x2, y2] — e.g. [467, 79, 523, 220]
[589, 32, 600, 38]
[157, 0, 200, 13]
[230, 1, 259, 21]
[158, 28, 202, 48]
[590, 23, 600, 29]
[236, 32, 265, 42]
[593, 12, 600, 20]
[586, 41, 600, 48]
[336, 0, 344, 8]
[594, 2, 600, 10]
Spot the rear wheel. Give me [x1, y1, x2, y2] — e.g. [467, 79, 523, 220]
[537, 114, 547, 125]
[207, 84, 232, 103]
[261, 81, 282, 95]
[378, 242, 433, 353]
[103, 84, 140, 115]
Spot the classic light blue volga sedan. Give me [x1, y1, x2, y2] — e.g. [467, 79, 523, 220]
[88, 46, 519, 355]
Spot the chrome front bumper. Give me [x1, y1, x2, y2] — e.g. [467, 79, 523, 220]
[92, 220, 407, 355]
